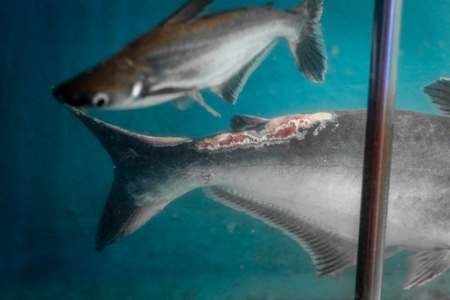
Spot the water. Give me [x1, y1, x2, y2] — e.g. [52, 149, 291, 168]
[1, 0, 450, 299]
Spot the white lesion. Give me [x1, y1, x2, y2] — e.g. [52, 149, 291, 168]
[197, 132, 259, 151]
[196, 112, 336, 152]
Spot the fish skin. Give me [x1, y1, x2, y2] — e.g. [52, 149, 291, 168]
[67, 105, 450, 290]
[53, 0, 327, 114]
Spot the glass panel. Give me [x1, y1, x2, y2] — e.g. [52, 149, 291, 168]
[1, 0, 449, 299]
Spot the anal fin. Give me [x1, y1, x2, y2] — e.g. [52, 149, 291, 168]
[203, 186, 358, 276]
[211, 41, 276, 105]
[403, 249, 450, 289]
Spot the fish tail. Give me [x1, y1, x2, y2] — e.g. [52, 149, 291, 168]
[65, 106, 192, 251]
[422, 77, 450, 115]
[287, 0, 327, 82]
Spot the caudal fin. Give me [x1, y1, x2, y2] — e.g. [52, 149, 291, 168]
[94, 182, 172, 251]
[287, 0, 327, 82]
[422, 77, 450, 115]
[65, 107, 192, 251]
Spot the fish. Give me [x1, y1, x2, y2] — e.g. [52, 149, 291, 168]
[66, 103, 450, 290]
[53, 0, 327, 116]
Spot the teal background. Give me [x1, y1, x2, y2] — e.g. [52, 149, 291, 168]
[1, 0, 450, 299]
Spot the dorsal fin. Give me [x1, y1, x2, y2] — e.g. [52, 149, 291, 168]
[422, 77, 450, 115]
[264, 2, 274, 8]
[160, 0, 214, 26]
[230, 114, 269, 131]
[204, 186, 358, 276]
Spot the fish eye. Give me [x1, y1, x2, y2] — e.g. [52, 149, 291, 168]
[92, 93, 110, 107]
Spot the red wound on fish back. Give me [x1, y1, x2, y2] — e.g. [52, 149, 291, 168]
[196, 113, 334, 151]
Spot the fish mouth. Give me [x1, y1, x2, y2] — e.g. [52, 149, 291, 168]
[52, 86, 66, 103]
[52, 86, 90, 107]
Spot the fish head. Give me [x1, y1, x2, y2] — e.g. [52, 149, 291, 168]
[53, 54, 147, 109]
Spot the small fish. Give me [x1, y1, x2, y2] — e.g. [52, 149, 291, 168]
[67, 102, 450, 290]
[53, 0, 327, 116]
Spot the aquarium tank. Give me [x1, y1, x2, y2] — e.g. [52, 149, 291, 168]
[1, 0, 450, 299]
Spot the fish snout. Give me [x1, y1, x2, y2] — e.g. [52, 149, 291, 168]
[52, 86, 109, 108]
[52, 86, 83, 106]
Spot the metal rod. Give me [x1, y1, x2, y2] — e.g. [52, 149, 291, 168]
[354, 0, 402, 299]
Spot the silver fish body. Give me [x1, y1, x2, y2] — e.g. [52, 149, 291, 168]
[53, 0, 327, 115]
[68, 106, 450, 290]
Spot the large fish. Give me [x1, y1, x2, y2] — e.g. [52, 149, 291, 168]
[67, 102, 450, 290]
[53, 0, 327, 116]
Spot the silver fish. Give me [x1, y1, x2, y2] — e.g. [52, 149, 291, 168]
[53, 0, 327, 116]
[67, 103, 450, 290]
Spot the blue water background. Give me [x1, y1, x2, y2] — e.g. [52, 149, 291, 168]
[1, 0, 450, 298]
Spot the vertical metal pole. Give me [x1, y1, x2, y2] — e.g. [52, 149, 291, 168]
[354, 0, 402, 299]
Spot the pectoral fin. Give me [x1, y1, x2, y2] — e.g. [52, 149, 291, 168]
[210, 41, 276, 105]
[403, 249, 450, 289]
[203, 186, 358, 275]
[160, 0, 214, 26]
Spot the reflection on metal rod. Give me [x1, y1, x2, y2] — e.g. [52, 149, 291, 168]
[354, 0, 402, 299]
